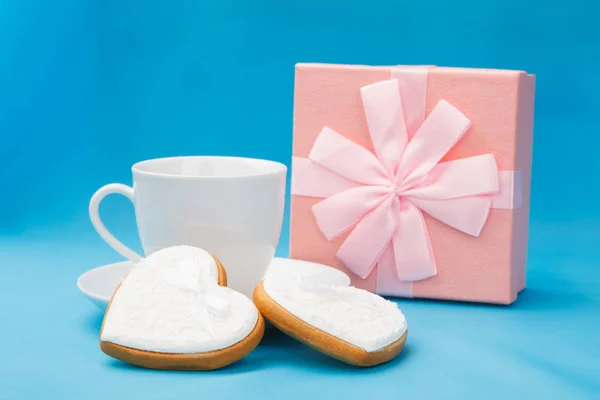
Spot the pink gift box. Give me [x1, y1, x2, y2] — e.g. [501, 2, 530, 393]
[290, 63, 535, 305]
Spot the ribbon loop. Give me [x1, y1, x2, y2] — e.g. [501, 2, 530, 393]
[391, 66, 430, 138]
[400, 154, 499, 200]
[312, 185, 391, 240]
[361, 79, 408, 176]
[160, 257, 230, 336]
[336, 196, 398, 279]
[309, 127, 390, 186]
[410, 196, 492, 237]
[292, 157, 361, 198]
[396, 100, 471, 187]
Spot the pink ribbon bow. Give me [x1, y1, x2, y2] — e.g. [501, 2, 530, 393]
[160, 258, 231, 337]
[292, 72, 508, 294]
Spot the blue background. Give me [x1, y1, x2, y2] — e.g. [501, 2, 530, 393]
[1, 0, 599, 399]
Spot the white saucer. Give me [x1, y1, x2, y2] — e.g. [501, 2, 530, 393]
[77, 261, 132, 310]
[77, 257, 350, 311]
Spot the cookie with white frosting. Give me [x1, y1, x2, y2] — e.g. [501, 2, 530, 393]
[253, 262, 407, 367]
[264, 258, 352, 287]
[140, 245, 228, 286]
[100, 246, 264, 370]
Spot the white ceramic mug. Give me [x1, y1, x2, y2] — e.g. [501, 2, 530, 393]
[89, 156, 287, 298]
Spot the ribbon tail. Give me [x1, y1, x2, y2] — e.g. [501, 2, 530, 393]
[393, 200, 437, 281]
[336, 196, 397, 279]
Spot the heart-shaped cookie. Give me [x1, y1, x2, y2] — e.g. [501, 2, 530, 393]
[100, 246, 264, 370]
[254, 262, 407, 367]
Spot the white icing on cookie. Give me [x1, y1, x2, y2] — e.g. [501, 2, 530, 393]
[263, 276, 406, 353]
[140, 245, 219, 281]
[101, 250, 258, 354]
[264, 258, 351, 287]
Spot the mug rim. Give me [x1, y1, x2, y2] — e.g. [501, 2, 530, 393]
[131, 156, 287, 179]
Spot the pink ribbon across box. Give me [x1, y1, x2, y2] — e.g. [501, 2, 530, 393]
[290, 64, 535, 304]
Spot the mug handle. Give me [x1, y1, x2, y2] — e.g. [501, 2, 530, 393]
[89, 183, 143, 263]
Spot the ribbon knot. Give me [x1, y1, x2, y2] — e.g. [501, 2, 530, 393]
[293, 75, 502, 290]
[160, 257, 230, 337]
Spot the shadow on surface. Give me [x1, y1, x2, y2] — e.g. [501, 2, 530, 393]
[511, 287, 593, 311]
[103, 327, 413, 374]
[82, 311, 105, 335]
[225, 327, 413, 375]
[391, 286, 592, 312]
